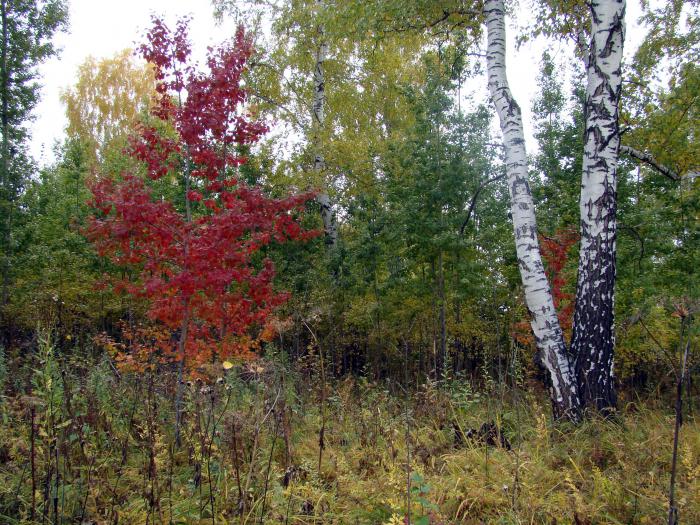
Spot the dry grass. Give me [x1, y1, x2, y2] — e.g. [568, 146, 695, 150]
[0, 353, 698, 524]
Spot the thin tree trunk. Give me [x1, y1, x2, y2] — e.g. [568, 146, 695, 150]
[30, 406, 36, 522]
[174, 129, 193, 448]
[1, 0, 12, 330]
[430, 258, 438, 380]
[312, 0, 337, 246]
[437, 251, 447, 381]
[571, 0, 625, 414]
[668, 323, 689, 525]
[484, 0, 580, 421]
[173, 304, 190, 448]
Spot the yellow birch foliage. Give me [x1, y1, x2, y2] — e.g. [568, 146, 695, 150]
[61, 49, 156, 164]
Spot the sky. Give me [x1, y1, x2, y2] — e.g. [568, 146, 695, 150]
[29, 0, 647, 165]
[30, 0, 240, 163]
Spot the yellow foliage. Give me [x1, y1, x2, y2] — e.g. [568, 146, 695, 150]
[61, 49, 157, 164]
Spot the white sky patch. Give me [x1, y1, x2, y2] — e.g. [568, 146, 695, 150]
[29, 0, 647, 166]
[30, 0, 239, 164]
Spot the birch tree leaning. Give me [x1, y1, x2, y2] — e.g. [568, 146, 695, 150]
[484, 0, 626, 419]
[484, 0, 580, 420]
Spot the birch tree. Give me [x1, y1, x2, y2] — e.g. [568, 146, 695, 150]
[312, 0, 337, 246]
[214, 0, 341, 245]
[484, 0, 580, 420]
[570, 0, 625, 413]
[61, 50, 156, 165]
[483, 0, 627, 416]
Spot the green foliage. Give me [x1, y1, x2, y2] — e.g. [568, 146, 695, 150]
[1, 0, 69, 329]
[530, 51, 583, 232]
[409, 471, 439, 524]
[31, 329, 63, 424]
[610, 1, 700, 382]
[624, 56, 699, 185]
[0, 0, 68, 143]
[10, 140, 122, 336]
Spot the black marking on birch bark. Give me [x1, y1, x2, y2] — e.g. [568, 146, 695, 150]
[572, 0, 625, 415]
[599, 9, 625, 58]
[517, 259, 531, 273]
[598, 124, 619, 152]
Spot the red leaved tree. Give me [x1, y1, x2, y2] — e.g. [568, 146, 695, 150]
[88, 17, 316, 380]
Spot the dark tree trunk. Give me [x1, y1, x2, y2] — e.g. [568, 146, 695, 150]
[571, 0, 625, 414]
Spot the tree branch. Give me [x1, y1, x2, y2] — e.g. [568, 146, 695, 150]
[618, 223, 644, 273]
[246, 89, 308, 131]
[459, 173, 506, 236]
[620, 145, 679, 182]
[376, 8, 481, 35]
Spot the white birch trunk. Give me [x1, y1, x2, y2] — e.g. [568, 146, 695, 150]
[571, 0, 625, 413]
[485, 0, 580, 420]
[312, 0, 337, 246]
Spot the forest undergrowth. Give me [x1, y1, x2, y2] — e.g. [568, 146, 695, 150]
[0, 337, 698, 525]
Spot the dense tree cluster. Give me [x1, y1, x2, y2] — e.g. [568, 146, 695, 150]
[0, 0, 696, 409]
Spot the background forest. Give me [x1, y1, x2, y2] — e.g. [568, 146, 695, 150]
[0, 0, 698, 523]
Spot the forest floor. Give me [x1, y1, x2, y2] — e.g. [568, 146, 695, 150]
[1, 350, 699, 524]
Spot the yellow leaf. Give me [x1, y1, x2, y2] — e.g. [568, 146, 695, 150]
[222, 361, 233, 370]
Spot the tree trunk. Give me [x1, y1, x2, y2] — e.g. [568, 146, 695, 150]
[484, 0, 580, 421]
[1, 0, 11, 317]
[437, 251, 447, 381]
[312, 0, 337, 246]
[571, 0, 625, 414]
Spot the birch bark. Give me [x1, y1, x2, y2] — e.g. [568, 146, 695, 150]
[484, 0, 580, 420]
[312, 0, 337, 246]
[571, 0, 625, 413]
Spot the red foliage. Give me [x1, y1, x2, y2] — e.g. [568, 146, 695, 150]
[512, 228, 578, 346]
[539, 228, 578, 337]
[88, 17, 317, 370]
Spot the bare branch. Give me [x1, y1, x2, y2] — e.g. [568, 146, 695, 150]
[247, 89, 308, 131]
[459, 172, 506, 236]
[620, 145, 680, 182]
[618, 223, 645, 273]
